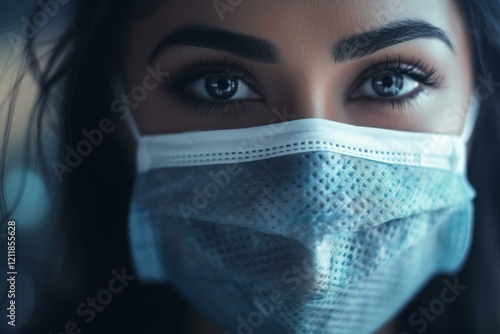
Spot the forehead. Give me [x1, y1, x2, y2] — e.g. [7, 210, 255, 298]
[126, 0, 466, 63]
[128, 0, 464, 35]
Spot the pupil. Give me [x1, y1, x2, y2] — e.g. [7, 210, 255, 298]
[372, 73, 404, 97]
[218, 79, 229, 90]
[206, 76, 238, 100]
[382, 76, 393, 87]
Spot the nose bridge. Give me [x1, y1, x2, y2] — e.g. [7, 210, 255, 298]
[287, 77, 324, 119]
[278, 64, 346, 124]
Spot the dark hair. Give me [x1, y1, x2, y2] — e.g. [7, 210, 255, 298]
[1, 1, 499, 333]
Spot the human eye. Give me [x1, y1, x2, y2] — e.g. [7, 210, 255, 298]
[349, 56, 445, 109]
[162, 57, 264, 117]
[187, 73, 257, 100]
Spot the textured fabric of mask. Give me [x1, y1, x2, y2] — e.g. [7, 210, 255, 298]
[126, 101, 478, 334]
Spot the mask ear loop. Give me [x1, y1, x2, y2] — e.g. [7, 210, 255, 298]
[110, 75, 142, 142]
[123, 106, 142, 142]
[461, 95, 480, 143]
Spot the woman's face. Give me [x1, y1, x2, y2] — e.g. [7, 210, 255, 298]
[124, 0, 473, 135]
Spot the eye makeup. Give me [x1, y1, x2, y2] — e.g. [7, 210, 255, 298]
[160, 53, 446, 118]
[347, 54, 445, 112]
[162, 56, 265, 117]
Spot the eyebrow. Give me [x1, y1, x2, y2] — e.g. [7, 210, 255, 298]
[148, 24, 280, 64]
[148, 20, 454, 65]
[332, 19, 454, 63]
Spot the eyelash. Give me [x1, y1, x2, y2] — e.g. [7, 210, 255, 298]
[162, 55, 444, 117]
[349, 55, 444, 110]
[162, 57, 261, 117]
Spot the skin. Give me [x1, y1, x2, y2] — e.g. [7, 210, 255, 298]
[121, 1, 474, 333]
[124, 0, 473, 136]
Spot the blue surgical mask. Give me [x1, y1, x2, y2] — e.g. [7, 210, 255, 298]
[124, 96, 478, 334]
